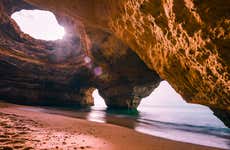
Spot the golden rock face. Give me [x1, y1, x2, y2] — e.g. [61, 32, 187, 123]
[0, 0, 229, 126]
[25, 0, 230, 110]
[0, 0, 161, 109]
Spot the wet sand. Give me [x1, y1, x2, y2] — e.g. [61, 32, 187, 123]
[0, 102, 223, 150]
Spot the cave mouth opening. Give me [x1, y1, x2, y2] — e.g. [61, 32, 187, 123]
[91, 81, 187, 110]
[138, 81, 187, 109]
[92, 89, 107, 108]
[11, 9, 65, 41]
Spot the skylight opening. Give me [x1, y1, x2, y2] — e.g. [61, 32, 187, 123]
[11, 9, 65, 41]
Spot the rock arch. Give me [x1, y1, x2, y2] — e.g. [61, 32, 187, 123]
[0, 0, 161, 109]
[0, 0, 229, 127]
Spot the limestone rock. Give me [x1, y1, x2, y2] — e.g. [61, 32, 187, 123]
[0, 0, 229, 126]
[24, 0, 230, 126]
[24, 0, 230, 110]
[0, 0, 161, 108]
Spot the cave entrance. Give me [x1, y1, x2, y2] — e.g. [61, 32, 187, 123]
[137, 80, 226, 127]
[138, 81, 186, 109]
[92, 89, 107, 108]
[11, 9, 65, 41]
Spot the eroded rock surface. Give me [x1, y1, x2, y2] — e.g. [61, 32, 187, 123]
[0, 0, 229, 126]
[0, 0, 161, 108]
[25, 0, 230, 110]
[24, 0, 230, 126]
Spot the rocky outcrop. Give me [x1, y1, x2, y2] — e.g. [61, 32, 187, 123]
[0, 0, 93, 106]
[24, 0, 229, 126]
[110, 0, 230, 111]
[24, 0, 230, 110]
[0, 0, 161, 108]
[0, 0, 229, 126]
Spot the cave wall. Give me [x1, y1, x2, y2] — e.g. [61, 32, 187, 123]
[22, 0, 230, 126]
[0, 0, 93, 106]
[0, 0, 229, 125]
[0, 0, 161, 108]
[24, 0, 230, 111]
[110, 0, 230, 112]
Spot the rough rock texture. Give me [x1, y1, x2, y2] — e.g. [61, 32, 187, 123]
[24, 0, 230, 126]
[24, 0, 230, 110]
[0, 0, 161, 108]
[0, 0, 229, 126]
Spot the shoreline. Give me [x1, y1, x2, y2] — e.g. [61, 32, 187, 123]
[0, 102, 224, 150]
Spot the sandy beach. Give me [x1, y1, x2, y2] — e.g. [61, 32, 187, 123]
[0, 102, 223, 150]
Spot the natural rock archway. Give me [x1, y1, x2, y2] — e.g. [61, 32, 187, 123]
[24, 0, 230, 110]
[24, 0, 230, 126]
[0, 0, 229, 126]
[0, 0, 161, 108]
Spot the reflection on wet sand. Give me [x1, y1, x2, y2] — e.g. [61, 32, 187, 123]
[87, 106, 138, 129]
[44, 105, 230, 149]
[18, 105, 230, 149]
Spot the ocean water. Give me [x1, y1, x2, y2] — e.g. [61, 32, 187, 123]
[32, 104, 230, 149]
[136, 105, 230, 149]
[19, 81, 230, 149]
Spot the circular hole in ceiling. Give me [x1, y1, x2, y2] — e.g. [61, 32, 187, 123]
[11, 9, 65, 41]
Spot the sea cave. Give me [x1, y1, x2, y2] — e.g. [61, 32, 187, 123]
[0, 0, 229, 149]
